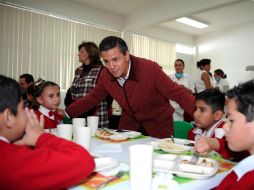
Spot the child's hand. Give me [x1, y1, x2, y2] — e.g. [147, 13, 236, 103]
[57, 109, 65, 117]
[14, 109, 44, 146]
[195, 136, 220, 154]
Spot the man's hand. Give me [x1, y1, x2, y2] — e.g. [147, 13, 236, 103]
[14, 109, 45, 146]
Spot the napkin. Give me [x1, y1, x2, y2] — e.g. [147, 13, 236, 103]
[92, 143, 123, 153]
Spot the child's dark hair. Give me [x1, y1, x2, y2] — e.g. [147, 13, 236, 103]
[33, 81, 60, 109]
[196, 88, 225, 112]
[226, 80, 254, 122]
[0, 75, 22, 115]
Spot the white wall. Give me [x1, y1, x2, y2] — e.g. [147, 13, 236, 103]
[194, 22, 254, 87]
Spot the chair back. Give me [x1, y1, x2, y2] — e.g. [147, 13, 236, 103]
[174, 121, 194, 139]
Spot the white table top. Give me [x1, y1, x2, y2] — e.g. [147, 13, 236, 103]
[71, 136, 232, 190]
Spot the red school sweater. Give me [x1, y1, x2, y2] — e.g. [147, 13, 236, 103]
[0, 133, 95, 190]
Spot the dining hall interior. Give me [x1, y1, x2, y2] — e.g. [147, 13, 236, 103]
[1, 0, 254, 190]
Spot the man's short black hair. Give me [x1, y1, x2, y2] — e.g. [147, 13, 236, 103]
[19, 73, 34, 84]
[226, 80, 254, 122]
[0, 75, 22, 115]
[195, 88, 225, 112]
[99, 36, 128, 55]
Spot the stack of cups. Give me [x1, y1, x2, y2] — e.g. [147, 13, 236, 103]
[72, 118, 91, 151]
[129, 144, 153, 190]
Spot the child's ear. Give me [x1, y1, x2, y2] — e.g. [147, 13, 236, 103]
[3, 109, 15, 129]
[214, 110, 224, 121]
[36, 96, 43, 105]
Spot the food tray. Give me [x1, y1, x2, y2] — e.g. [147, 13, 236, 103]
[153, 155, 219, 179]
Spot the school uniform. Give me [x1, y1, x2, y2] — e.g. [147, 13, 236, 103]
[216, 155, 254, 190]
[35, 105, 64, 135]
[0, 133, 95, 189]
[188, 120, 248, 160]
[188, 119, 224, 141]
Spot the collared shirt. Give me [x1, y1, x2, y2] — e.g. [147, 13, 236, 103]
[192, 119, 224, 140]
[0, 136, 10, 143]
[117, 60, 131, 87]
[233, 154, 254, 181]
[39, 105, 55, 120]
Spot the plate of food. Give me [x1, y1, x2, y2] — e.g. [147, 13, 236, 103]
[149, 138, 194, 153]
[95, 128, 141, 141]
[153, 155, 219, 180]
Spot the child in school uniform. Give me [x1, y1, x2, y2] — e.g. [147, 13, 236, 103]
[188, 88, 225, 140]
[188, 88, 232, 158]
[34, 81, 64, 135]
[214, 80, 254, 189]
[193, 89, 249, 161]
[0, 75, 95, 189]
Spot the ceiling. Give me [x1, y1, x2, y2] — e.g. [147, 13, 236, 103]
[71, 0, 254, 37]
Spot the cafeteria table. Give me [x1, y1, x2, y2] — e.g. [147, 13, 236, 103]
[70, 135, 235, 190]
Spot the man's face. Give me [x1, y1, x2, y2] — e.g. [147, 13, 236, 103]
[101, 46, 130, 78]
[19, 78, 29, 92]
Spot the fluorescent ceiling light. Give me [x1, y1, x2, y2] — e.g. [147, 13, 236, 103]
[176, 17, 208, 29]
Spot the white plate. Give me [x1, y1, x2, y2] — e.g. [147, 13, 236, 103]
[94, 157, 120, 172]
[149, 138, 193, 153]
[96, 129, 141, 141]
[153, 155, 219, 180]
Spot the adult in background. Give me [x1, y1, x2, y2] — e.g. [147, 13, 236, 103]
[169, 59, 195, 121]
[66, 36, 195, 138]
[213, 69, 230, 93]
[195, 59, 213, 93]
[67, 41, 112, 128]
[19, 73, 34, 107]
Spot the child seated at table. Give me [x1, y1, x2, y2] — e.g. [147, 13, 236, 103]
[188, 88, 233, 158]
[34, 81, 65, 135]
[214, 80, 254, 189]
[193, 89, 249, 161]
[188, 88, 225, 140]
[0, 75, 95, 189]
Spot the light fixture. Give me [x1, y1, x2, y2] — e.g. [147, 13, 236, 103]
[176, 17, 208, 29]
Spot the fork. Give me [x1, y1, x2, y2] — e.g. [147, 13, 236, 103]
[189, 151, 200, 165]
[170, 135, 175, 143]
[96, 170, 124, 190]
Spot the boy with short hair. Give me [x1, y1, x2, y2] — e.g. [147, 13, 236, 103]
[0, 75, 95, 189]
[188, 88, 232, 158]
[215, 80, 254, 189]
[188, 88, 225, 140]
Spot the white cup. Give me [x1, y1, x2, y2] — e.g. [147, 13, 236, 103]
[74, 126, 92, 151]
[57, 124, 73, 140]
[215, 128, 226, 139]
[72, 118, 86, 127]
[72, 118, 86, 140]
[87, 116, 99, 136]
[129, 144, 153, 190]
